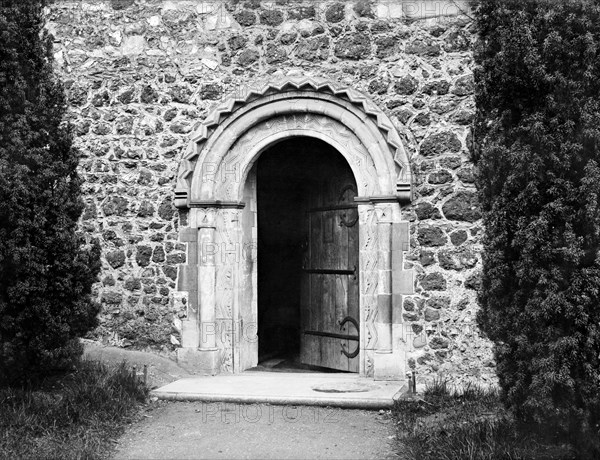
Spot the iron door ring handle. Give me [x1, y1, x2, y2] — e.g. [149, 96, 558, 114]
[339, 316, 360, 358]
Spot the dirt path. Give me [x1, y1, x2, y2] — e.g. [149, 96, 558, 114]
[82, 342, 402, 459]
[113, 401, 400, 460]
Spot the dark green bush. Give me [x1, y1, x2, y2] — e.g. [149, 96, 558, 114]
[0, 1, 101, 385]
[473, 0, 600, 455]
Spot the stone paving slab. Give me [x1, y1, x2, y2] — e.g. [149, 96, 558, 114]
[152, 372, 407, 409]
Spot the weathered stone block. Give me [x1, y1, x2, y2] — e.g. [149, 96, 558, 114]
[152, 246, 165, 263]
[280, 31, 297, 45]
[415, 202, 437, 220]
[428, 170, 453, 184]
[440, 156, 462, 170]
[228, 34, 247, 51]
[234, 9, 256, 26]
[106, 250, 126, 268]
[442, 191, 482, 222]
[137, 201, 155, 218]
[259, 9, 283, 26]
[158, 198, 175, 221]
[334, 34, 371, 60]
[124, 277, 141, 291]
[406, 39, 440, 56]
[394, 75, 418, 95]
[424, 307, 440, 321]
[102, 275, 115, 286]
[325, 3, 345, 23]
[439, 249, 477, 270]
[422, 80, 450, 95]
[200, 83, 222, 100]
[430, 96, 460, 114]
[237, 48, 258, 66]
[429, 336, 450, 349]
[368, 77, 389, 95]
[451, 109, 475, 125]
[288, 5, 315, 20]
[163, 265, 177, 280]
[403, 298, 416, 311]
[426, 296, 450, 310]
[450, 230, 468, 246]
[413, 335, 427, 348]
[375, 35, 398, 58]
[421, 272, 446, 290]
[265, 44, 286, 64]
[457, 166, 475, 183]
[140, 85, 158, 104]
[452, 74, 475, 97]
[465, 271, 481, 290]
[420, 131, 461, 157]
[166, 253, 186, 264]
[296, 36, 330, 61]
[417, 227, 447, 247]
[176, 347, 220, 375]
[136, 246, 152, 267]
[456, 298, 469, 310]
[102, 291, 123, 305]
[420, 250, 435, 266]
[102, 196, 128, 216]
[354, 0, 374, 18]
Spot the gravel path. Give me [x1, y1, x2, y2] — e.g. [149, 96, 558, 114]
[113, 401, 401, 460]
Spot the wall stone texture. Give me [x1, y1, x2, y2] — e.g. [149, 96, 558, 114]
[47, 0, 495, 387]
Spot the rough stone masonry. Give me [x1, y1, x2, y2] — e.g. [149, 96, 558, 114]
[46, 0, 496, 387]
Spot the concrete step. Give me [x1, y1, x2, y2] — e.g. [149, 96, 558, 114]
[152, 372, 408, 409]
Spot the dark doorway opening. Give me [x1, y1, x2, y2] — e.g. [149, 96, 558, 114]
[256, 137, 358, 372]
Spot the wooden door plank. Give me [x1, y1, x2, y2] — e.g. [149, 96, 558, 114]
[347, 204, 360, 373]
[335, 273, 350, 371]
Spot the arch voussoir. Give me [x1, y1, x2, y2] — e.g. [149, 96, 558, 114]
[174, 76, 413, 209]
[174, 76, 415, 381]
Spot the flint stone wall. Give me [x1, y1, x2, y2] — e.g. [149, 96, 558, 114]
[47, 0, 495, 386]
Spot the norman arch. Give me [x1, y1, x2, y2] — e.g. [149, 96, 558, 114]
[174, 77, 415, 380]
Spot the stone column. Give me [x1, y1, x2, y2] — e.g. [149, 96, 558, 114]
[373, 201, 408, 381]
[357, 203, 378, 377]
[176, 208, 220, 374]
[376, 215, 393, 353]
[177, 227, 199, 349]
[198, 225, 217, 350]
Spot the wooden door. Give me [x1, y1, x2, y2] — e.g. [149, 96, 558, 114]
[300, 160, 359, 372]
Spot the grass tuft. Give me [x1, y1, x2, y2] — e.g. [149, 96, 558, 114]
[0, 359, 148, 459]
[393, 379, 576, 460]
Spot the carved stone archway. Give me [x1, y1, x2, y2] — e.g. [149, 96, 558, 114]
[174, 77, 415, 380]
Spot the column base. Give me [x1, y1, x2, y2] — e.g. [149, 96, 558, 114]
[180, 320, 199, 348]
[176, 347, 220, 375]
[373, 350, 404, 381]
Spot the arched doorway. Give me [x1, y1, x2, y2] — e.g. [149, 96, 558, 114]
[256, 137, 359, 372]
[173, 77, 415, 380]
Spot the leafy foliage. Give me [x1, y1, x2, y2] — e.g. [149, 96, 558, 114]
[473, 0, 600, 454]
[0, 0, 101, 385]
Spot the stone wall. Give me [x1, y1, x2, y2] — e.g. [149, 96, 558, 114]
[47, 0, 496, 386]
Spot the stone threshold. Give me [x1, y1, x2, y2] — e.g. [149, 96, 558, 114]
[151, 372, 408, 409]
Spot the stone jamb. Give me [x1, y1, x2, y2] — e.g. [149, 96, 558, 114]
[175, 78, 414, 380]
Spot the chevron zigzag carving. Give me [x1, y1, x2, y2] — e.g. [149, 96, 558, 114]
[175, 76, 412, 207]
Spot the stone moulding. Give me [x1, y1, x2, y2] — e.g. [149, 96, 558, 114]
[174, 76, 413, 209]
[173, 76, 415, 379]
